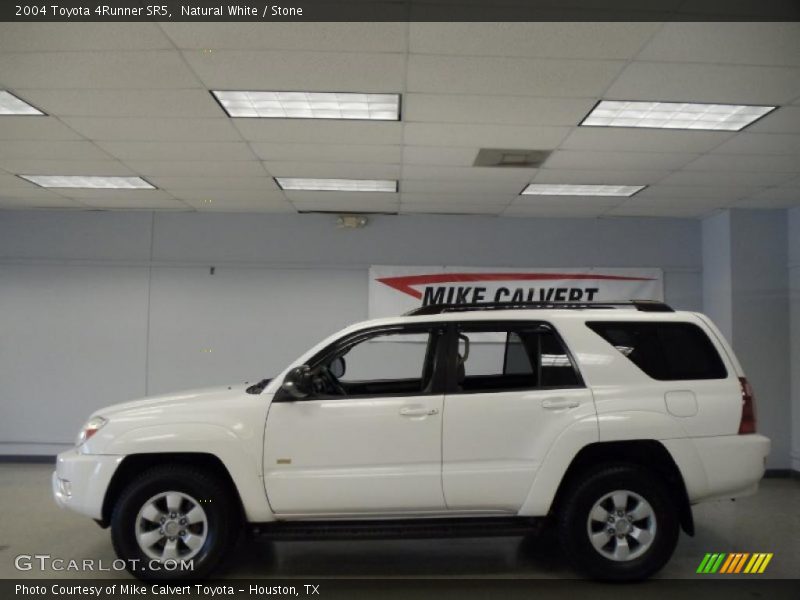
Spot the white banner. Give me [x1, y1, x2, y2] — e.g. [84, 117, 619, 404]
[368, 266, 663, 319]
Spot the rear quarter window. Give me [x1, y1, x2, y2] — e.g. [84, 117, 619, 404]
[586, 321, 727, 381]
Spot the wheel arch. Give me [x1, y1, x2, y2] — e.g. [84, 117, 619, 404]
[100, 453, 244, 527]
[551, 440, 694, 536]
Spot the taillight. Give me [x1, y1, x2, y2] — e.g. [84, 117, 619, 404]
[738, 377, 757, 434]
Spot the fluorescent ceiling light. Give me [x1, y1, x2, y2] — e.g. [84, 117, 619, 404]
[521, 184, 645, 197]
[213, 91, 400, 120]
[0, 91, 44, 115]
[20, 175, 155, 189]
[581, 100, 775, 131]
[275, 178, 398, 192]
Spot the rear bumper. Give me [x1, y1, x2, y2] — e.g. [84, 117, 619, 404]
[691, 434, 770, 502]
[52, 448, 123, 520]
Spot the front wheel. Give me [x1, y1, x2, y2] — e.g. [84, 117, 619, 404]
[111, 465, 240, 580]
[558, 464, 679, 581]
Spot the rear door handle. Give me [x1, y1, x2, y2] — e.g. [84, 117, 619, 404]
[542, 398, 580, 410]
[399, 407, 439, 417]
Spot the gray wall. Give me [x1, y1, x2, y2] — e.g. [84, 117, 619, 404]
[0, 211, 702, 455]
[790, 207, 800, 472]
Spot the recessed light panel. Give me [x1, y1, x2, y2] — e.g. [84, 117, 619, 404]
[20, 175, 155, 189]
[581, 100, 775, 131]
[275, 178, 398, 192]
[0, 91, 44, 115]
[521, 184, 644, 197]
[213, 91, 400, 120]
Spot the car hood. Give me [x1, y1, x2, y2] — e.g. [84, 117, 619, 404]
[95, 383, 252, 418]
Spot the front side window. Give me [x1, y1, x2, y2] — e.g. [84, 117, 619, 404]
[586, 321, 727, 381]
[453, 324, 582, 393]
[313, 327, 443, 397]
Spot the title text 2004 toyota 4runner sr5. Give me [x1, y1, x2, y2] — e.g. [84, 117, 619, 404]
[53, 301, 770, 581]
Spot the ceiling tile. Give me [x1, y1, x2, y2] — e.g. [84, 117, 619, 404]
[733, 187, 799, 209]
[122, 160, 266, 177]
[533, 169, 667, 186]
[182, 49, 405, 90]
[409, 23, 660, 59]
[404, 94, 596, 126]
[407, 55, 625, 96]
[264, 162, 400, 179]
[0, 196, 85, 209]
[561, 128, 734, 153]
[511, 196, 622, 209]
[400, 203, 502, 215]
[0, 159, 135, 176]
[76, 193, 191, 210]
[18, 89, 223, 118]
[606, 61, 800, 105]
[184, 198, 296, 213]
[746, 107, 800, 134]
[401, 179, 524, 194]
[0, 23, 172, 51]
[637, 23, 800, 66]
[402, 165, 535, 183]
[657, 170, 795, 187]
[234, 120, 402, 144]
[403, 123, 569, 148]
[0, 117, 82, 140]
[502, 205, 607, 218]
[401, 192, 516, 205]
[251, 143, 401, 164]
[402, 146, 480, 167]
[544, 150, 698, 171]
[169, 190, 288, 203]
[0, 141, 112, 161]
[0, 51, 200, 89]
[683, 153, 800, 173]
[97, 141, 256, 161]
[636, 185, 760, 200]
[61, 117, 240, 142]
[162, 23, 407, 52]
[149, 176, 279, 191]
[606, 204, 716, 218]
[289, 194, 399, 213]
[712, 133, 800, 155]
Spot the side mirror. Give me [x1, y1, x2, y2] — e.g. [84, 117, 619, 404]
[281, 365, 312, 400]
[329, 356, 346, 379]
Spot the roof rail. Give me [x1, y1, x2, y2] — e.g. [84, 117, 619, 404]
[404, 300, 673, 316]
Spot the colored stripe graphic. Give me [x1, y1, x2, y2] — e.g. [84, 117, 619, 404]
[698, 552, 772, 574]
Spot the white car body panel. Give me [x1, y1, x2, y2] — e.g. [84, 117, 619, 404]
[53, 307, 770, 528]
[264, 395, 445, 514]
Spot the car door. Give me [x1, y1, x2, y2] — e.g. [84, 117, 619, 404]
[441, 321, 595, 512]
[264, 324, 447, 515]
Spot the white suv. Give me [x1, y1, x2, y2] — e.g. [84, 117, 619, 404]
[53, 301, 770, 581]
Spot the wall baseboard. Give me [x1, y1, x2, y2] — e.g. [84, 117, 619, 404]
[0, 455, 56, 464]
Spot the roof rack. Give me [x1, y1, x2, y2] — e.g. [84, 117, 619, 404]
[404, 300, 673, 316]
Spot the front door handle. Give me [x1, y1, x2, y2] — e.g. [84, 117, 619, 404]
[542, 398, 580, 410]
[399, 407, 439, 417]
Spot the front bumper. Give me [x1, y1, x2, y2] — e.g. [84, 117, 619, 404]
[52, 448, 123, 520]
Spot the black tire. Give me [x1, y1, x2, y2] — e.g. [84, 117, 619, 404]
[111, 464, 241, 581]
[557, 464, 679, 581]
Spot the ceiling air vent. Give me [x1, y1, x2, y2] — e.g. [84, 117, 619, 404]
[473, 148, 552, 168]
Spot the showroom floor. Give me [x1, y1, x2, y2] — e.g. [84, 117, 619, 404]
[1, 463, 798, 581]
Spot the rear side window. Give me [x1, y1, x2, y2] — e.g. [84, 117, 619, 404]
[586, 321, 727, 381]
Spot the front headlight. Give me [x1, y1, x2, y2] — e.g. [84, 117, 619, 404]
[76, 416, 108, 446]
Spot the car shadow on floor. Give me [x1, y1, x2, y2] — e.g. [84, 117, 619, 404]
[225, 524, 573, 578]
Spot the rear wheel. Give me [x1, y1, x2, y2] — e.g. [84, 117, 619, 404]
[111, 465, 240, 580]
[558, 464, 679, 581]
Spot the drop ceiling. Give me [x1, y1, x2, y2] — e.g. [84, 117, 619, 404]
[0, 22, 798, 218]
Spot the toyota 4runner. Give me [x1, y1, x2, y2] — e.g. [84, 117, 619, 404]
[53, 300, 770, 581]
